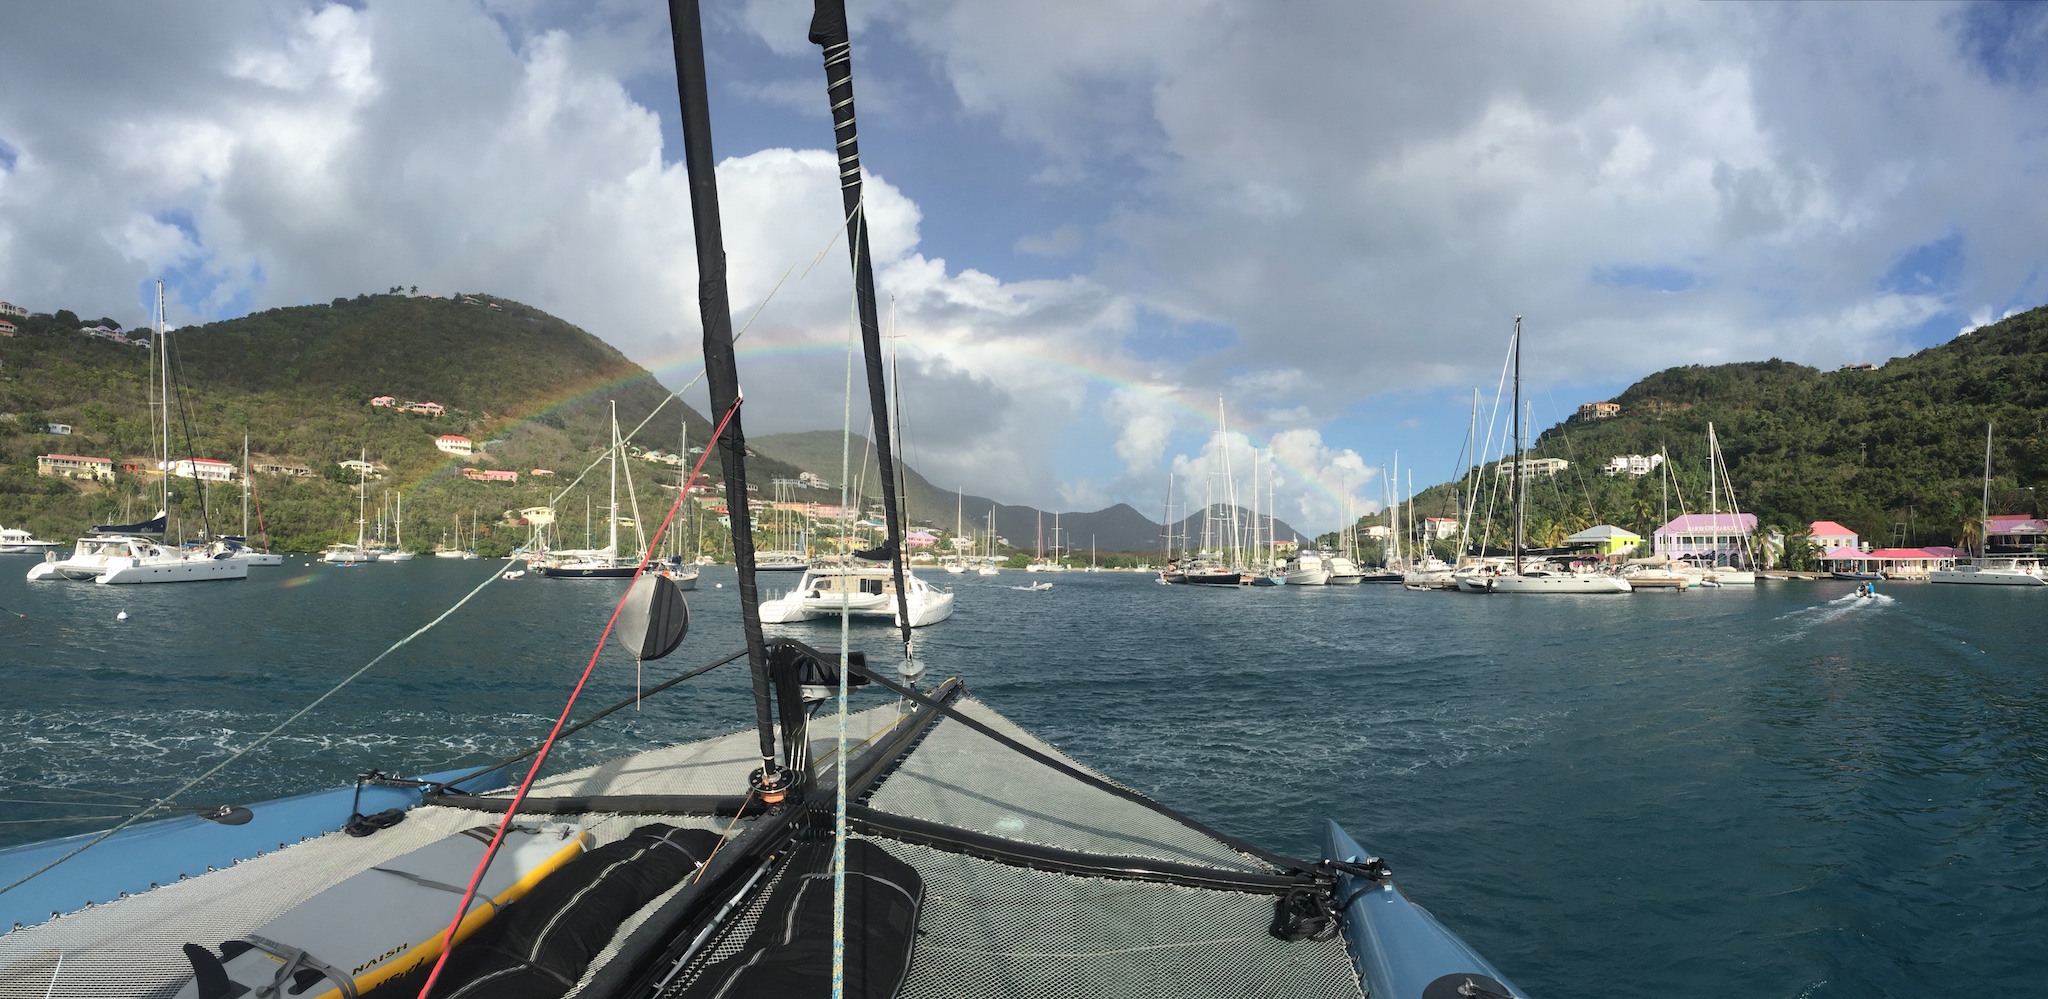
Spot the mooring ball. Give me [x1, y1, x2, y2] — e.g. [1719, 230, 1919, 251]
[613, 573, 689, 661]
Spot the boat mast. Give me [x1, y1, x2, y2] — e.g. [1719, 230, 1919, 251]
[1219, 398, 1241, 571]
[1982, 421, 1994, 556]
[242, 433, 250, 539]
[159, 281, 171, 525]
[810, 0, 914, 654]
[356, 448, 368, 552]
[1512, 315, 1522, 575]
[667, 0, 780, 788]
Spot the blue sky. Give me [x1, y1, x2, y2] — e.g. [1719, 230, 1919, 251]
[3, 0, 2047, 530]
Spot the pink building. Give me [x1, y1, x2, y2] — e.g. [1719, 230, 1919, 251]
[1654, 513, 1757, 563]
[370, 396, 397, 407]
[407, 401, 445, 416]
[1987, 515, 2047, 553]
[462, 468, 518, 483]
[1808, 521, 1857, 552]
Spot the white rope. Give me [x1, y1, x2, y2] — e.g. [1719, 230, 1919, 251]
[0, 555, 519, 899]
[831, 205, 863, 999]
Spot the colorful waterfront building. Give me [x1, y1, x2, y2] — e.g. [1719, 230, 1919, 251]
[1986, 515, 2047, 553]
[1808, 521, 1857, 552]
[1565, 524, 1641, 557]
[1653, 513, 1757, 563]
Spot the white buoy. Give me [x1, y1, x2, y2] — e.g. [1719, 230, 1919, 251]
[117, 611, 128, 621]
[716, 583, 723, 588]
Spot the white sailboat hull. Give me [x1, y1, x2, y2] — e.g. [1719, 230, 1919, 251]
[100, 554, 251, 584]
[231, 551, 284, 566]
[1492, 572, 1631, 594]
[1929, 565, 2047, 586]
[1284, 568, 1331, 585]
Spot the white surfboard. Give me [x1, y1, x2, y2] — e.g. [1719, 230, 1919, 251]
[178, 822, 589, 999]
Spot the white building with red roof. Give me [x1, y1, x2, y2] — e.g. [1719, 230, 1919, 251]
[1808, 521, 1857, 552]
[435, 434, 473, 455]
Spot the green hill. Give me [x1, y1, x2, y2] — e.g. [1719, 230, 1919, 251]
[0, 292, 807, 552]
[1379, 303, 2048, 554]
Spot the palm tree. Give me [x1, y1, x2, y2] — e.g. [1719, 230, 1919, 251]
[1757, 525, 1787, 570]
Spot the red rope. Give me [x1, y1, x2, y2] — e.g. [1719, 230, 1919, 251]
[415, 397, 742, 999]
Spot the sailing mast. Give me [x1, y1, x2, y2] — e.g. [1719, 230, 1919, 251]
[667, 0, 781, 795]
[1511, 315, 1523, 576]
[1981, 421, 1994, 556]
[242, 433, 250, 539]
[1219, 398, 1241, 571]
[810, 0, 915, 656]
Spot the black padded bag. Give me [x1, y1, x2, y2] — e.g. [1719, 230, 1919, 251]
[675, 838, 923, 999]
[363, 824, 720, 999]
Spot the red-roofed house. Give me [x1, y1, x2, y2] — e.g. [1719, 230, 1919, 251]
[435, 434, 473, 456]
[37, 454, 114, 481]
[370, 395, 397, 407]
[1827, 547, 1954, 579]
[407, 401, 445, 417]
[530, 468, 555, 477]
[0, 319, 17, 337]
[1808, 521, 1857, 552]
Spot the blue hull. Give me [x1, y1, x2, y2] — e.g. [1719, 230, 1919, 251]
[0, 766, 508, 930]
[1325, 821, 1528, 999]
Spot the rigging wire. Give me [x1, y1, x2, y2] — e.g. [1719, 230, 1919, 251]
[413, 396, 744, 999]
[832, 239, 863, 999]
[0, 554, 522, 901]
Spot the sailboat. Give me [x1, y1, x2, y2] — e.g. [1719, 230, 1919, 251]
[321, 450, 380, 564]
[1931, 421, 2047, 585]
[377, 491, 416, 561]
[755, 475, 810, 572]
[540, 402, 648, 579]
[0, 9, 1528, 999]
[216, 433, 283, 566]
[30, 282, 250, 584]
[944, 490, 968, 573]
[1485, 317, 1629, 595]
[977, 505, 1001, 574]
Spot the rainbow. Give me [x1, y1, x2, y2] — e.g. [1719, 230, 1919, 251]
[394, 332, 1368, 516]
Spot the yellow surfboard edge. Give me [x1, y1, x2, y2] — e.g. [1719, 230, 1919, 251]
[309, 830, 593, 999]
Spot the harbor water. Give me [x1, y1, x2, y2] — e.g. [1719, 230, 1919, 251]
[2, 557, 2043, 997]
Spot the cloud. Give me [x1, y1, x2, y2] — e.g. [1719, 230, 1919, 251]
[6, 0, 2048, 534]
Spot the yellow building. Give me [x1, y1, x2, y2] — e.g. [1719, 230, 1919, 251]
[1565, 524, 1642, 557]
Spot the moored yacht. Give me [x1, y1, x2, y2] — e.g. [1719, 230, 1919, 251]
[757, 560, 955, 627]
[1491, 560, 1631, 594]
[0, 522, 62, 556]
[1283, 550, 1331, 585]
[1324, 551, 1364, 584]
[1930, 557, 2047, 586]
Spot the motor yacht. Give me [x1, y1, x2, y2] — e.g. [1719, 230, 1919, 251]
[758, 560, 955, 627]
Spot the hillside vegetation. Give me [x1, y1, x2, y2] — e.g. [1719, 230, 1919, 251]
[1381, 303, 2048, 552]
[0, 292, 810, 552]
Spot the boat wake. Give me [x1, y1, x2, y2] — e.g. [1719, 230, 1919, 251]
[1775, 590, 1894, 639]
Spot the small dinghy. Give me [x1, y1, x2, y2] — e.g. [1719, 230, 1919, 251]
[174, 823, 589, 999]
[1011, 581, 1052, 591]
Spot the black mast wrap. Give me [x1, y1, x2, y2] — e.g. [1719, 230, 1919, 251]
[810, 0, 915, 651]
[668, 0, 780, 779]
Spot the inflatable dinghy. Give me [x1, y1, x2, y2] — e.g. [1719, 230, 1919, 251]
[176, 822, 589, 999]
[1325, 821, 1528, 999]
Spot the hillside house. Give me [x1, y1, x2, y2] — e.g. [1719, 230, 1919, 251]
[530, 468, 556, 477]
[1601, 454, 1664, 477]
[339, 459, 383, 478]
[1423, 517, 1462, 542]
[407, 401, 444, 416]
[0, 301, 27, 317]
[255, 461, 313, 477]
[520, 506, 555, 525]
[0, 320, 16, 337]
[1363, 525, 1391, 539]
[435, 435, 474, 456]
[797, 471, 828, 489]
[37, 454, 115, 482]
[46, 424, 72, 435]
[1577, 401, 1620, 419]
[370, 396, 397, 407]
[165, 458, 235, 482]
[462, 468, 518, 483]
[1496, 457, 1568, 480]
[1808, 521, 1857, 552]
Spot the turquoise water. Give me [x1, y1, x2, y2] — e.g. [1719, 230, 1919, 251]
[2, 557, 2043, 997]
